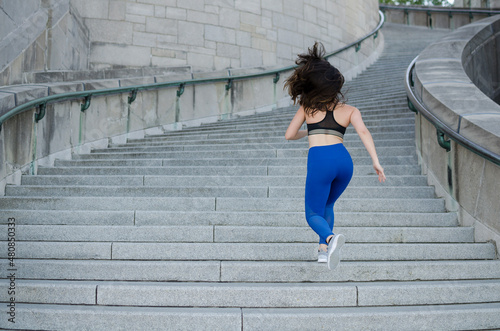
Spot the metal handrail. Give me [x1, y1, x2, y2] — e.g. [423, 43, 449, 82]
[405, 56, 500, 166]
[0, 11, 385, 132]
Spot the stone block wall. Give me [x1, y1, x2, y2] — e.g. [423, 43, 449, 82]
[70, 0, 380, 72]
[0, 0, 90, 86]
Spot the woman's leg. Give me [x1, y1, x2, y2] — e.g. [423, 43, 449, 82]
[324, 147, 354, 230]
[305, 149, 335, 246]
[324, 171, 353, 231]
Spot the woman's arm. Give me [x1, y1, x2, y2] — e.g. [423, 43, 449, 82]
[350, 107, 386, 182]
[285, 106, 307, 140]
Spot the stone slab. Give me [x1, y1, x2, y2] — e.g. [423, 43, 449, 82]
[214, 198, 445, 213]
[0, 280, 97, 305]
[220, 260, 500, 282]
[110, 242, 494, 261]
[134, 211, 458, 227]
[0, 225, 213, 242]
[0, 210, 134, 225]
[0, 197, 216, 211]
[0, 84, 48, 106]
[0, 304, 241, 331]
[242, 303, 500, 331]
[357, 280, 500, 306]
[0, 241, 111, 259]
[0, 92, 16, 118]
[0, 260, 221, 282]
[97, 282, 357, 307]
[213, 226, 473, 243]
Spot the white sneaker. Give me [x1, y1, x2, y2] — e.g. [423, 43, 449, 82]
[318, 250, 327, 263]
[327, 234, 345, 270]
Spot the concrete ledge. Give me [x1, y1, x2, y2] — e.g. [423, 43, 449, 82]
[413, 15, 500, 254]
[415, 16, 500, 155]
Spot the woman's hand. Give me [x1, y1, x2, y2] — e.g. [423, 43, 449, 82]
[373, 162, 386, 183]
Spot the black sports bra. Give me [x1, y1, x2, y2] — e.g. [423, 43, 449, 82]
[307, 111, 346, 139]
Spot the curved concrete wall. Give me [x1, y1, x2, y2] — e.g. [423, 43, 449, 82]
[413, 15, 500, 251]
[70, 0, 380, 72]
[0, 0, 90, 86]
[381, 5, 496, 29]
[0, 3, 384, 196]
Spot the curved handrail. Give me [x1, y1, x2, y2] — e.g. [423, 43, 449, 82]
[0, 10, 385, 132]
[405, 56, 500, 166]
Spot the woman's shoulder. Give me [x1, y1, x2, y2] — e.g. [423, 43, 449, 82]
[336, 103, 359, 115]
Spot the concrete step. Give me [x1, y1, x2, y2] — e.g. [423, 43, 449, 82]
[106, 138, 415, 150]
[22, 175, 429, 187]
[52, 154, 418, 167]
[2, 241, 494, 261]
[191, 111, 413, 126]
[150, 116, 414, 133]
[0, 210, 459, 227]
[268, 164, 421, 176]
[0, 197, 444, 213]
[0, 196, 216, 211]
[240, 303, 500, 331]
[36, 164, 422, 176]
[3, 260, 500, 282]
[4, 303, 500, 331]
[145, 122, 415, 138]
[98, 140, 415, 153]
[137, 129, 415, 142]
[6, 185, 436, 199]
[2, 280, 499, 308]
[77, 146, 415, 159]
[125, 131, 416, 145]
[0, 225, 473, 243]
[214, 197, 446, 213]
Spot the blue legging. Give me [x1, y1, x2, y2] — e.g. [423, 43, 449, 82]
[305, 143, 353, 245]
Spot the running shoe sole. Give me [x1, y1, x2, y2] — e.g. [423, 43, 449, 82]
[327, 234, 345, 270]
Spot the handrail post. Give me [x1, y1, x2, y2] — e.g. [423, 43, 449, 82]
[30, 111, 39, 175]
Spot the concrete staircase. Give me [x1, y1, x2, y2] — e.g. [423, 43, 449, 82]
[1, 23, 500, 330]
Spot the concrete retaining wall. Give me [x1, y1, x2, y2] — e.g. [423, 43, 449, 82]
[70, 0, 380, 72]
[0, 30, 384, 196]
[381, 5, 496, 29]
[0, 0, 90, 86]
[0, 2, 384, 196]
[413, 15, 500, 252]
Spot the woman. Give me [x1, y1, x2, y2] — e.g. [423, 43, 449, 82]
[284, 42, 386, 270]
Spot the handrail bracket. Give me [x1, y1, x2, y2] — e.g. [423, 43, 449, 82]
[437, 130, 451, 152]
[128, 89, 138, 104]
[273, 73, 280, 84]
[177, 83, 185, 97]
[35, 103, 47, 123]
[81, 95, 92, 112]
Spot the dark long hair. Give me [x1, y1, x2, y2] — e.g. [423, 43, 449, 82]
[284, 42, 345, 116]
